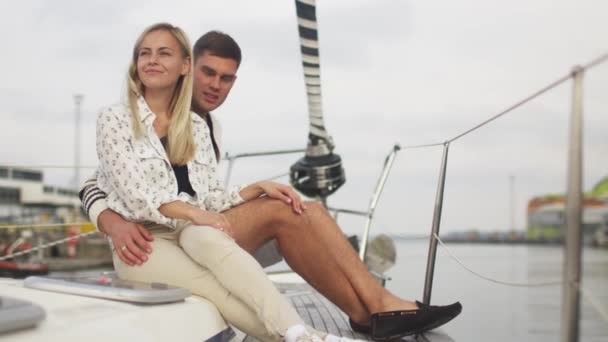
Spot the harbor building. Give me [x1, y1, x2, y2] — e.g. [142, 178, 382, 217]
[0, 165, 81, 224]
[527, 176, 608, 243]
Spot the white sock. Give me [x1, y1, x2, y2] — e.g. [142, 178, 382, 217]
[285, 326, 364, 342]
[325, 333, 366, 342]
[324, 334, 341, 342]
[284, 325, 308, 342]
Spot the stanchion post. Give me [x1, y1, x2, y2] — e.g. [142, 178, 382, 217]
[422, 142, 450, 304]
[561, 66, 584, 342]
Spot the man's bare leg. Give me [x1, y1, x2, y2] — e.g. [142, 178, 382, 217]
[297, 202, 418, 314]
[224, 197, 417, 325]
[224, 197, 371, 323]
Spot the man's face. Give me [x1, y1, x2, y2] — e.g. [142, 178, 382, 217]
[192, 52, 238, 113]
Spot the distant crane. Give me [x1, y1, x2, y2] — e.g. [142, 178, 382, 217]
[73, 94, 84, 190]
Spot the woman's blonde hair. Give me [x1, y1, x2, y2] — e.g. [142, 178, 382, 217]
[126, 22, 195, 165]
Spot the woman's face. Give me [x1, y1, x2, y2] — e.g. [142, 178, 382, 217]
[136, 29, 190, 91]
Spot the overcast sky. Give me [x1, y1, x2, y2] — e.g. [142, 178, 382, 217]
[0, 0, 606, 235]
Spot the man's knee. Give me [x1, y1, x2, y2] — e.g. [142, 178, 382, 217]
[233, 197, 294, 227]
[252, 199, 327, 235]
[300, 201, 332, 224]
[262, 198, 303, 226]
[274, 201, 324, 236]
[274, 200, 328, 227]
[304, 201, 326, 215]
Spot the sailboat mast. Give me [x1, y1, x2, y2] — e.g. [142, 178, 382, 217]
[290, 0, 345, 201]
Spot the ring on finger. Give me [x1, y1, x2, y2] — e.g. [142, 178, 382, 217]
[121, 245, 127, 252]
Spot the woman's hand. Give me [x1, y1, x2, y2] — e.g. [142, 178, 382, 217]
[257, 181, 305, 214]
[187, 208, 235, 239]
[99, 209, 154, 267]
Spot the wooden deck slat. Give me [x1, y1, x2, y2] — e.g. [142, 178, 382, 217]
[238, 282, 451, 342]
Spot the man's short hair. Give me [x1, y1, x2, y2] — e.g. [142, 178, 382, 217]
[193, 31, 242, 66]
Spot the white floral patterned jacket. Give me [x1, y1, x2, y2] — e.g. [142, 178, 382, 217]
[95, 96, 244, 229]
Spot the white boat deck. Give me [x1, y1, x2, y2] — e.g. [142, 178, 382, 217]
[0, 270, 456, 341]
[0, 277, 231, 342]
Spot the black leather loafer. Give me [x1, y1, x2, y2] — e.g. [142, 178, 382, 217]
[349, 301, 441, 335]
[370, 301, 462, 341]
[414, 300, 439, 309]
[349, 318, 371, 334]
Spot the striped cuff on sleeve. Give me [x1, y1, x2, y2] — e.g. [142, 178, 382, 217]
[88, 198, 108, 231]
[79, 180, 108, 232]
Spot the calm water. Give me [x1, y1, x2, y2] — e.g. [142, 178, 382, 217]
[386, 240, 608, 342]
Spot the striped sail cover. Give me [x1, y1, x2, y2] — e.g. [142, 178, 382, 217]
[295, 0, 333, 149]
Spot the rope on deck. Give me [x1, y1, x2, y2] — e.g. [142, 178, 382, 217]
[0, 222, 91, 230]
[433, 233, 563, 287]
[0, 229, 98, 261]
[576, 283, 608, 325]
[434, 233, 608, 324]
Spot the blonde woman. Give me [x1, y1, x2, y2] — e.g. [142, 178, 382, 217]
[96, 22, 358, 342]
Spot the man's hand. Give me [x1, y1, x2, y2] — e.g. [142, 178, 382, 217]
[187, 208, 235, 239]
[98, 209, 154, 266]
[257, 181, 305, 214]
